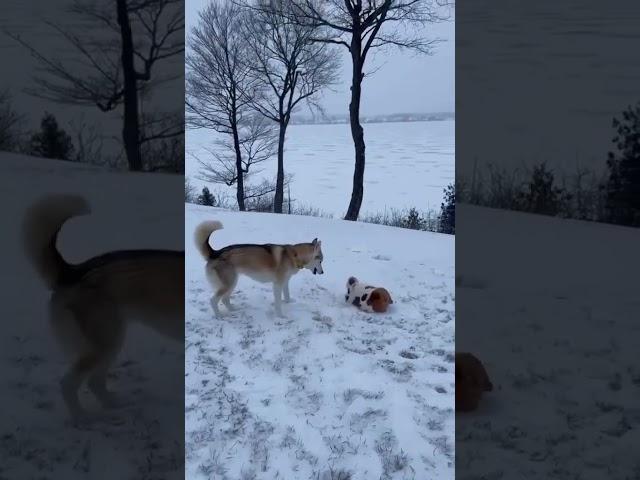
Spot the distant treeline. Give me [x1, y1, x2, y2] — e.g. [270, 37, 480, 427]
[290, 112, 455, 125]
[187, 180, 456, 236]
[0, 92, 183, 172]
[458, 101, 640, 228]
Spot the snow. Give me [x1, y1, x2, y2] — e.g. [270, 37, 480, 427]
[0, 150, 454, 479]
[455, 204, 640, 479]
[185, 203, 455, 479]
[186, 120, 455, 217]
[1, 153, 184, 479]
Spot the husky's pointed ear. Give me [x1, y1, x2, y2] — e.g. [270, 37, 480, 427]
[312, 238, 318, 245]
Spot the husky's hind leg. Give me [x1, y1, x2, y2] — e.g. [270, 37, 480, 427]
[208, 262, 237, 316]
[49, 294, 92, 420]
[59, 354, 100, 420]
[220, 269, 239, 311]
[87, 317, 127, 409]
[50, 293, 127, 420]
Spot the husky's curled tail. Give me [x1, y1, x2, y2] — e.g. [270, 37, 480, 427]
[22, 194, 90, 289]
[194, 220, 223, 260]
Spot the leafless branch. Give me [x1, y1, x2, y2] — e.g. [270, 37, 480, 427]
[197, 114, 277, 186]
[241, 0, 339, 123]
[2, 0, 183, 110]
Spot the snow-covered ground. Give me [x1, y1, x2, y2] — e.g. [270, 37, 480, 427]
[186, 120, 455, 217]
[185, 204, 455, 479]
[0, 153, 184, 479]
[456, 204, 640, 479]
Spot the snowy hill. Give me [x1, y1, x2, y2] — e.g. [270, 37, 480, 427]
[185, 204, 455, 479]
[1, 153, 184, 479]
[456, 204, 640, 479]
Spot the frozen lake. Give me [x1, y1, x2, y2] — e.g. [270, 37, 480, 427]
[186, 120, 455, 217]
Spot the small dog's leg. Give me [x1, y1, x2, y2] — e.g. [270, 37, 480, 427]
[273, 284, 285, 317]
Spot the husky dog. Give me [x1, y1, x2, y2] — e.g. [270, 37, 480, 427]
[22, 194, 183, 422]
[194, 221, 324, 317]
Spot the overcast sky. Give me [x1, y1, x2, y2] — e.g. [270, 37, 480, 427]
[185, 0, 455, 116]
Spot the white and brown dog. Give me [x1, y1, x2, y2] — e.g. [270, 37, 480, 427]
[345, 276, 393, 313]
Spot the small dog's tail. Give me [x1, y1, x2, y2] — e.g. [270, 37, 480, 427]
[22, 194, 91, 289]
[194, 220, 223, 259]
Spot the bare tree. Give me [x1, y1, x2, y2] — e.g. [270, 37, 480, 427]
[3, 0, 184, 171]
[68, 117, 106, 164]
[244, 174, 294, 211]
[242, 0, 338, 213]
[186, 1, 269, 211]
[185, 176, 197, 203]
[0, 90, 24, 152]
[196, 114, 276, 190]
[289, 0, 449, 220]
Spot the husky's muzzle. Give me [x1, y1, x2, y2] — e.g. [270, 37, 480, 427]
[313, 267, 324, 275]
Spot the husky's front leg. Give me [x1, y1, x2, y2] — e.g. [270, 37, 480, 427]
[272, 283, 285, 317]
[283, 279, 293, 303]
[210, 295, 222, 317]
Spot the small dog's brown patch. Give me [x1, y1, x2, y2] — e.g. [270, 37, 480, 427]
[367, 288, 393, 313]
[455, 352, 493, 412]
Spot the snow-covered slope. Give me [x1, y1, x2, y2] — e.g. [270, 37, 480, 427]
[456, 204, 640, 479]
[1, 153, 184, 479]
[185, 204, 455, 479]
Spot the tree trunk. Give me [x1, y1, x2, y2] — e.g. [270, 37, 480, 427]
[231, 120, 246, 211]
[344, 38, 365, 221]
[273, 120, 287, 213]
[116, 0, 142, 172]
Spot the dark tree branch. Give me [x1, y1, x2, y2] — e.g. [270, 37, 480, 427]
[2, 0, 184, 172]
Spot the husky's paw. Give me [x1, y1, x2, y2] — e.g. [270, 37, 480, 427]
[101, 413, 127, 426]
[101, 394, 131, 410]
[70, 411, 125, 429]
[69, 410, 92, 428]
[284, 297, 296, 304]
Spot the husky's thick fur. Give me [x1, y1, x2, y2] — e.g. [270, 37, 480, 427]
[23, 194, 183, 421]
[195, 220, 324, 317]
